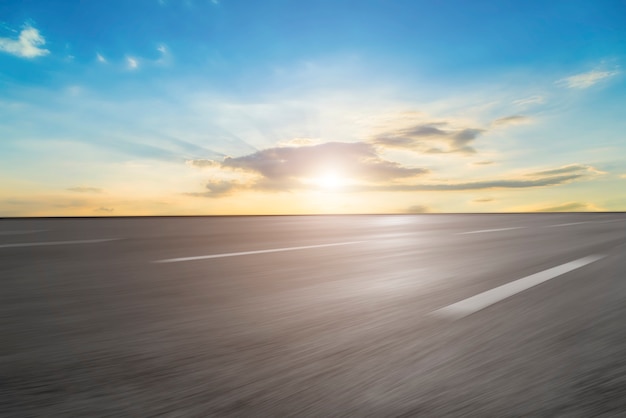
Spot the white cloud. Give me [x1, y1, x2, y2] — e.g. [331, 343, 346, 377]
[96, 53, 107, 63]
[557, 69, 619, 89]
[492, 115, 531, 126]
[0, 25, 50, 58]
[513, 95, 544, 106]
[126, 56, 139, 69]
[157, 45, 167, 54]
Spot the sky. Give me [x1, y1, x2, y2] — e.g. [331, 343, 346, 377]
[1, 0, 625, 216]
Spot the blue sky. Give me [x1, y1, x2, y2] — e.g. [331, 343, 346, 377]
[1, 0, 625, 215]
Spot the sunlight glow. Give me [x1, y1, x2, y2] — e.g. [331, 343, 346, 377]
[313, 171, 346, 190]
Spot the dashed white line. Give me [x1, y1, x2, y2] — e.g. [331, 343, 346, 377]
[155, 241, 367, 263]
[0, 238, 120, 249]
[457, 227, 525, 235]
[431, 254, 606, 319]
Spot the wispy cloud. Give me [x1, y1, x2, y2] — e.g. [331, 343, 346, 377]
[472, 161, 495, 166]
[186, 159, 219, 168]
[557, 69, 619, 89]
[372, 122, 484, 155]
[353, 173, 584, 192]
[96, 53, 107, 63]
[531, 202, 602, 212]
[67, 187, 103, 193]
[186, 179, 242, 198]
[473, 197, 494, 203]
[126, 56, 139, 69]
[492, 115, 531, 126]
[95, 207, 114, 213]
[526, 164, 604, 177]
[0, 25, 49, 58]
[513, 96, 544, 107]
[406, 205, 432, 213]
[354, 163, 598, 192]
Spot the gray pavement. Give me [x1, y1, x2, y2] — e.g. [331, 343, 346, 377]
[1, 214, 625, 417]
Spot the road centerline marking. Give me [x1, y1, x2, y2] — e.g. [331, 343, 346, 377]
[431, 254, 606, 319]
[154, 241, 367, 263]
[0, 238, 120, 249]
[457, 227, 524, 235]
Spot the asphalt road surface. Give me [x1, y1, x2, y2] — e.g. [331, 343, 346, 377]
[2, 213, 625, 417]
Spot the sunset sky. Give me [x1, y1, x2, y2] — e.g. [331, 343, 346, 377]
[1, 0, 625, 216]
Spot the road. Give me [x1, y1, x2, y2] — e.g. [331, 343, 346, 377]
[1, 213, 625, 417]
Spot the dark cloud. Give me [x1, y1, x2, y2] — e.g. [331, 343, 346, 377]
[222, 141, 428, 183]
[67, 187, 102, 193]
[492, 115, 530, 126]
[532, 202, 599, 212]
[372, 122, 484, 154]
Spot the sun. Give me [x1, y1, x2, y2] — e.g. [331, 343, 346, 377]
[313, 171, 346, 190]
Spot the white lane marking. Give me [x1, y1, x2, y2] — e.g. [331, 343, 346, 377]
[457, 227, 525, 235]
[0, 238, 119, 249]
[0, 229, 48, 235]
[155, 241, 367, 263]
[432, 254, 606, 319]
[546, 222, 589, 227]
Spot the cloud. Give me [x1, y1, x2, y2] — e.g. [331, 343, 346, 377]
[406, 205, 432, 213]
[355, 163, 600, 192]
[96, 53, 107, 63]
[557, 70, 619, 89]
[187, 141, 429, 197]
[492, 115, 530, 126]
[186, 159, 219, 168]
[221, 141, 428, 184]
[127, 56, 139, 69]
[67, 187, 103, 193]
[352, 173, 584, 192]
[0, 25, 49, 58]
[187, 140, 601, 197]
[473, 197, 494, 203]
[472, 160, 495, 166]
[372, 122, 485, 155]
[185, 179, 240, 197]
[526, 164, 604, 177]
[513, 96, 544, 106]
[95, 207, 114, 213]
[532, 202, 601, 212]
